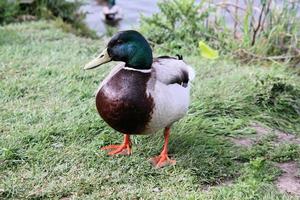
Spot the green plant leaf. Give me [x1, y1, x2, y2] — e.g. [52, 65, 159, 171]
[198, 41, 219, 59]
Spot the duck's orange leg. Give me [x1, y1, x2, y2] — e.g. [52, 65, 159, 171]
[101, 134, 132, 156]
[150, 127, 176, 168]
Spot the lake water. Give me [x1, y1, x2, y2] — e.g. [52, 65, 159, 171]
[80, 0, 300, 35]
[80, 0, 159, 35]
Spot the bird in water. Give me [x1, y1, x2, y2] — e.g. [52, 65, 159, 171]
[84, 30, 195, 168]
[102, 0, 122, 22]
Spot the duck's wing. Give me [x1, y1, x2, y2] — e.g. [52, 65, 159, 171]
[143, 56, 195, 134]
[152, 56, 195, 87]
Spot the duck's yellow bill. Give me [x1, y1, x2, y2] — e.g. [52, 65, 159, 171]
[84, 48, 112, 70]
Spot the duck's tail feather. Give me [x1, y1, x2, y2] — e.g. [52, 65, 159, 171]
[176, 54, 183, 60]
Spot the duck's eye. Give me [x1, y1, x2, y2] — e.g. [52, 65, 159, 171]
[116, 39, 123, 44]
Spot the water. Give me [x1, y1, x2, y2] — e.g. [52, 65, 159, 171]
[80, 0, 159, 35]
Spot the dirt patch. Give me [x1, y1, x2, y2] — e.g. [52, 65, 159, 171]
[230, 138, 253, 147]
[230, 124, 300, 196]
[231, 123, 300, 147]
[274, 130, 300, 145]
[251, 123, 270, 137]
[275, 161, 300, 197]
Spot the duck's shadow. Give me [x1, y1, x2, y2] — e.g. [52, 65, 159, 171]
[93, 121, 240, 185]
[142, 127, 240, 184]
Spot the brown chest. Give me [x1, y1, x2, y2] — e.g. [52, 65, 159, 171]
[96, 69, 154, 134]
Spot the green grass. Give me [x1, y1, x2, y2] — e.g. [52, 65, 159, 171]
[1, 21, 300, 199]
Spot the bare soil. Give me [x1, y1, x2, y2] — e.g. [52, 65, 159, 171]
[275, 162, 300, 197]
[231, 123, 300, 197]
[231, 123, 300, 147]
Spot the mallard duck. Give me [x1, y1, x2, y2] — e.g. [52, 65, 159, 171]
[102, 0, 122, 22]
[84, 30, 195, 168]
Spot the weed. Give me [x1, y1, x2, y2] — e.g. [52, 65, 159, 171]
[140, 0, 300, 65]
[0, 0, 19, 25]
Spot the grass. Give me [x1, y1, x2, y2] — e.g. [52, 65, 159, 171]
[0, 21, 300, 199]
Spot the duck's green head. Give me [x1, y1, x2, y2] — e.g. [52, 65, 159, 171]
[84, 30, 153, 70]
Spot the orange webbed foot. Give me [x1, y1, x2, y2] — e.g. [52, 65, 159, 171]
[100, 134, 131, 156]
[149, 127, 176, 168]
[149, 154, 176, 168]
[101, 144, 131, 155]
